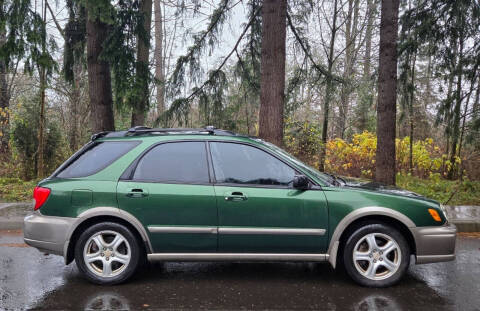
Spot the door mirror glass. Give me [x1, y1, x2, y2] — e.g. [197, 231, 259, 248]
[293, 175, 309, 190]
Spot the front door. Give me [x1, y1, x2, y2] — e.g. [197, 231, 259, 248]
[209, 141, 328, 253]
[117, 141, 217, 252]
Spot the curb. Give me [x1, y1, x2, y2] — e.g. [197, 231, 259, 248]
[451, 220, 480, 233]
[0, 217, 24, 230]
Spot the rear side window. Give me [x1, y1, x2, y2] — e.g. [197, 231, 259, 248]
[57, 141, 139, 178]
[132, 142, 209, 183]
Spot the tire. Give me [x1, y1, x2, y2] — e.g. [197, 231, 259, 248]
[342, 223, 410, 287]
[74, 222, 142, 285]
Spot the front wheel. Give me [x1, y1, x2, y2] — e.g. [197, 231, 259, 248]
[343, 223, 410, 287]
[75, 222, 141, 285]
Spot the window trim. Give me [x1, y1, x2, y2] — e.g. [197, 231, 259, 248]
[54, 140, 141, 179]
[121, 140, 212, 185]
[207, 141, 319, 189]
[120, 139, 320, 189]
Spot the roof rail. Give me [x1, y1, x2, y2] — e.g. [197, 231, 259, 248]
[125, 126, 237, 137]
[91, 130, 128, 141]
[90, 126, 238, 140]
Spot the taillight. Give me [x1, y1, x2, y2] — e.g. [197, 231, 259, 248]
[33, 186, 51, 210]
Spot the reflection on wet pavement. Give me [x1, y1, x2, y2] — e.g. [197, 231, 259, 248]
[1, 230, 479, 310]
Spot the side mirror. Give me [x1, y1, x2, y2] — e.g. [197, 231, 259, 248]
[293, 175, 309, 190]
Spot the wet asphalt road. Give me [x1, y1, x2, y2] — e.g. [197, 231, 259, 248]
[1, 231, 479, 311]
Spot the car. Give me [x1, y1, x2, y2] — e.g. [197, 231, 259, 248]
[23, 126, 456, 287]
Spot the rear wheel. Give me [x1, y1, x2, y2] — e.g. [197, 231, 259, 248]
[75, 222, 141, 285]
[343, 223, 410, 287]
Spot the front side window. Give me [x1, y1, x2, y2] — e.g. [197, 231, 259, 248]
[256, 139, 333, 185]
[57, 141, 139, 178]
[133, 142, 209, 183]
[210, 142, 296, 186]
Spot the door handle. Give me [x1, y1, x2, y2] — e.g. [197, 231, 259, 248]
[225, 191, 247, 201]
[126, 188, 148, 198]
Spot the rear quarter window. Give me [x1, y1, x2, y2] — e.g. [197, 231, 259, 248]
[57, 141, 139, 178]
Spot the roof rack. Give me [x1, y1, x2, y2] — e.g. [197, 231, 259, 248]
[91, 126, 237, 140]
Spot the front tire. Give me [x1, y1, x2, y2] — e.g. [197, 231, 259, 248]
[75, 222, 141, 285]
[342, 223, 410, 287]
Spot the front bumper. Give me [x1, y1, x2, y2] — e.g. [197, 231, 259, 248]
[23, 212, 76, 257]
[412, 224, 457, 264]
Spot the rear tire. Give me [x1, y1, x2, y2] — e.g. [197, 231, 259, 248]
[342, 223, 410, 287]
[75, 222, 141, 285]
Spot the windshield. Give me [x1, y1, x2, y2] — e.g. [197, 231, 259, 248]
[254, 139, 335, 186]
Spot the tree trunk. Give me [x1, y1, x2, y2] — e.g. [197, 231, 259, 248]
[37, 68, 46, 177]
[69, 60, 83, 151]
[0, 26, 9, 153]
[258, 0, 287, 147]
[442, 70, 455, 174]
[473, 79, 480, 118]
[458, 89, 471, 180]
[375, 0, 399, 185]
[358, 0, 375, 132]
[86, 5, 115, 133]
[448, 28, 464, 180]
[131, 0, 153, 127]
[37, 2, 47, 178]
[319, 0, 339, 172]
[425, 47, 433, 111]
[154, 0, 165, 118]
[339, 0, 359, 139]
[409, 48, 417, 174]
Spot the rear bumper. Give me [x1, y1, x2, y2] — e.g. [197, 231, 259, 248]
[412, 224, 457, 264]
[23, 212, 76, 257]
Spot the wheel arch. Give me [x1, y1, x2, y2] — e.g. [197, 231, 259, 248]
[64, 207, 152, 264]
[327, 207, 416, 269]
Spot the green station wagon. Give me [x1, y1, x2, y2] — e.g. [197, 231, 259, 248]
[24, 126, 456, 287]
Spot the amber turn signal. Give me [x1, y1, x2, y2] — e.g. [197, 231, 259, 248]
[428, 209, 442, 222]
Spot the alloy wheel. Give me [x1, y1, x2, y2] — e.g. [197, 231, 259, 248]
[83, 230, 131, 278]
[352, 232, 401, 281]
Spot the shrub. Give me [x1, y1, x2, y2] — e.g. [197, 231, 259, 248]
[325, 132, 454, 179]
[284, 119, 322, 165]
[285, 129, 455, 179]
[7, 96, 69, 180]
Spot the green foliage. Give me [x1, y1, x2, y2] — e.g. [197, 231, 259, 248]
[197, 69, 228, 126]
[284, 118, 323, 165]
[0, 178, 37, 202]
[158, 0, 262, 127]
[167, 0, 231, 99]
[64, 0, 86, 83]
[9, 96, 68, 180]
[0, 0, 57, 77]
[397, 173, 480, 206]
[285, 130, 460, 180]
[98, 0, 146, 110]
[324, 132, 456, 179]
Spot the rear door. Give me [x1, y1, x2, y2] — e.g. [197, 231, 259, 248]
[117, 141, 217, 252]
[210, 141, 328, 253]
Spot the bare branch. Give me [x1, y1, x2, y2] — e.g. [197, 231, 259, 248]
[45, 0, 65, 39]
[286, 11, 344, 83]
